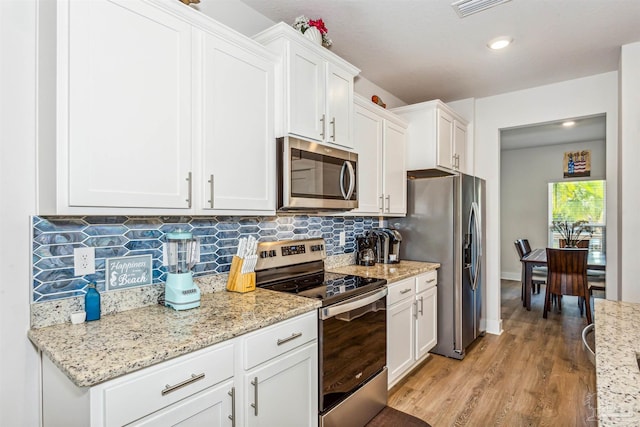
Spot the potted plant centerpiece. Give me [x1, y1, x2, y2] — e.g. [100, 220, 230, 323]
[552, 220, 593, 248]
[292, 15, 332, 47]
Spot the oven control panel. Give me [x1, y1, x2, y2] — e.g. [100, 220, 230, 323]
[255, 238, 326, 271]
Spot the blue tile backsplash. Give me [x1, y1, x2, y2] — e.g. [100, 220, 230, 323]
[32, 215, 376, 302]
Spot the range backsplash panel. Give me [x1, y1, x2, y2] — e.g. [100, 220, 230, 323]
[32, 215, 375, 302]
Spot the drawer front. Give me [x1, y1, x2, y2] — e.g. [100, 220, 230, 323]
[416, 270, 438, 293]
[387, 277, 415, 306]
[244, 311, 317, 370]
[103, 343, 234, 427]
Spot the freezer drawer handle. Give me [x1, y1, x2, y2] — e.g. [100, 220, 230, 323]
[277, 332, 302, 346]
[161, 373, 205, 396]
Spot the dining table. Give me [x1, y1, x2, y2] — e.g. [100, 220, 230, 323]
[520, 248, 606, 310]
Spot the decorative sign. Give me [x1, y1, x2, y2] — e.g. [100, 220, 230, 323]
[563, 150, 591, 178]
[106, 255, 153, 291]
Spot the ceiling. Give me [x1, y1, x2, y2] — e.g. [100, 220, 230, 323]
[239, 0, 640, 105]
[500, 115, 606, 151]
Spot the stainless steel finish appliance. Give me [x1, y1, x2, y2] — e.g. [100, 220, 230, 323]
[395, 171, 485, 359]
[277, 136, 358, 211]
[255, 238, 387, 427]
[368, 228, 401, 264]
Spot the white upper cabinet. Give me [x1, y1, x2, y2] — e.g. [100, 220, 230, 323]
[253, 23, 360, 149]
[195, 27, 275, 214]
[352, 95, 407, 216]
[391, 100, 469, 174]
[39, 0, 277, 215]
[58, 0, 194, 212]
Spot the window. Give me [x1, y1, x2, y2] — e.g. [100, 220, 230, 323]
[548, 180, 606, 253]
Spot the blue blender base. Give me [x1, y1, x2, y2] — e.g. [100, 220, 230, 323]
[164, 272, 201, 311]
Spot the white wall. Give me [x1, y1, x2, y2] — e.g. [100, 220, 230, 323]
[0, 1, 40, 425]
[619, 42, 640, 302]
[475, 72, 619, 335]
[353, 76, 407, 109]
[500, 139, 606, 279]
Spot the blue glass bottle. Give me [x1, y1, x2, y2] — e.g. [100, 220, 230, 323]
[85, 283, 101, 321]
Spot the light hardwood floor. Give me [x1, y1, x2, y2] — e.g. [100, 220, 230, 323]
[387, 279, 597, 427]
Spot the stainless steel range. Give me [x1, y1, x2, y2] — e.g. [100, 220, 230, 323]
[255, 238, 388, 427]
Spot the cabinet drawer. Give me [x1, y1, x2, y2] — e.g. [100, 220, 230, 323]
[416, 270, 438, 293]
[103, 343, 234, 427]
[387, 278, 415, 306]
[244, 312, 317, 370]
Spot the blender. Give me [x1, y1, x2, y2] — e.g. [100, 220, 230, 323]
[164, 231, 201, 310]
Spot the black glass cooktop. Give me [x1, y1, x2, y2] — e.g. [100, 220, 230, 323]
[260, 271, 387, 306]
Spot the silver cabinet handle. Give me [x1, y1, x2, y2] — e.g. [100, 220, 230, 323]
[400, 288, 412, 294]
[320, 114, 326, 139]
[426, 278, 436, 283]
[330, 117, 336, 141]
[379, 195, 384, 212]
[161, 373, 205, 396]
[251, 377, 258, 416]
[385, 195, 390, 212]
[208, 174, 214, 208]
[413, 300, 418, 319]
[277, 332, 302, 346]
[419, 296, 424, 316]
[228, 387, 236, 427]
[185, 172, 193, 208]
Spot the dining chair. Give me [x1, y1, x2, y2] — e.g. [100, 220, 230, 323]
[514, 239, 546, 296]
[543, 248, 591, 323]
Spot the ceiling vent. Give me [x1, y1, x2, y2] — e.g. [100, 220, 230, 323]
[451, 0, 512, 18]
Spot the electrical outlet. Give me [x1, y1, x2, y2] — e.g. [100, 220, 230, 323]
[339, 231, 346, 246]
[74, 247, 95, 276]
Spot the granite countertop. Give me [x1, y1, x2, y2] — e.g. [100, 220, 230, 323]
[595, 299, 640, 426]
[28, 288, 320, 388]
[327, 260, 440, 283]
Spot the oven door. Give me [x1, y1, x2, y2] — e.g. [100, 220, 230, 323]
[278, 136, 358, 210]
[319, 287, 387, 413]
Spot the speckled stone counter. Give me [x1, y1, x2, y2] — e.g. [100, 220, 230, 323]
[327, 260, 440, 283]
[595, 299, 640, 426]
[28, 288, 320, 388]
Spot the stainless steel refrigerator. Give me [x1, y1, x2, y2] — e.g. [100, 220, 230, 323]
[395, 170, 485, 359]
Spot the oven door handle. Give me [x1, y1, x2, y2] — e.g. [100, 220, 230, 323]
[319, 287, 387, 320]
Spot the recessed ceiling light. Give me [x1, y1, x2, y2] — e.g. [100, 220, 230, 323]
[562, 121, 576, 127]
[487, 37, 512, 50]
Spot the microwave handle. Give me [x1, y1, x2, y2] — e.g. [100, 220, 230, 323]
[340, 161, 356, 201]
[345, 161, 355, 200]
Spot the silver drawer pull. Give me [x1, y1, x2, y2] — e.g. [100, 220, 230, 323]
[251, 377, 259, 416]
[277, 332, 302, 346]
[161, 373, 205, 396]
[400, 288, 412, 294]
[426, 278, 436, 283]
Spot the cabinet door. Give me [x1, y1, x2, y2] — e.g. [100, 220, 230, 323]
[436, 109, 454, 171]
[198, 30, 275, 212]
[64, 0, 192, 209]
[415, 287, 437, 360]
[131, 380, 235, 427]
[387, 297, 415, 387]
[326, 63, 354, 148]
[352, 105, 383, 214]
[382, 121, 407, 215]
[245, 343, 318, 427]
[288, 43, 325, 141]
[454, 120, 467, 173]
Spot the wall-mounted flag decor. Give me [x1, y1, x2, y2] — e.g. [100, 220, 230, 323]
[563, 150, 591, 178]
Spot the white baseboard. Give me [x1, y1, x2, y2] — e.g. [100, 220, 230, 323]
[501, 271, 520, 281]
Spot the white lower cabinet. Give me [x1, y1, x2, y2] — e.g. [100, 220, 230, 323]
[386, 271, 438, 388]
[244, 344, 317, 427]
[41, 312, 318, 427]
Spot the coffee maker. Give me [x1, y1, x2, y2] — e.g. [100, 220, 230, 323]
[370, 228, 402, 264]
[356, 234, 376, 266]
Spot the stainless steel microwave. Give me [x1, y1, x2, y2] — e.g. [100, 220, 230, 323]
[277, 136, 358, 211]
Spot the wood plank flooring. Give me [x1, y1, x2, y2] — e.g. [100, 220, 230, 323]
[387, 280, 597, 427]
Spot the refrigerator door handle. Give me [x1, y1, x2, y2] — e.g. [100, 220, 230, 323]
[469, 202, 481, 291]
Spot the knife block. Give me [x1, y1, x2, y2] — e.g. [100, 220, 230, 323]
[226, 256, 256, 293]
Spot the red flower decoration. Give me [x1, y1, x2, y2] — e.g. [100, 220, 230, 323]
[309, 19, 328, 34]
